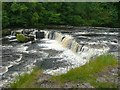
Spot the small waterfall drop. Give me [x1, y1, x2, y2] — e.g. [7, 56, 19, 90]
[11, 31, 16, 36]
[61, 35, 73, 49]
[44, 31, 49, 39]
[70, 40, 80, 53]
[44, 30, 109, 56]
[54, 32, 64, 43]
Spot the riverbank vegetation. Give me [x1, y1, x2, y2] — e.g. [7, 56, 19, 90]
[10, 68, 42, 88]
[2, 2, 119, 29]
[10, 54, 118, 88]
[51, 54, 118, 88]
[3, 2, 119, 89]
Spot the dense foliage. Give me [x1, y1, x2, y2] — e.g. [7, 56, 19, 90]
[2, 2, 119, 28]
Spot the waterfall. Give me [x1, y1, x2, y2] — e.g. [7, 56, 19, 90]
[38, 30, 110, 75]
[70, 40, 80, 53]
[43, 30, 109, 57]
[44, 31, 55, 40]
[44, 31, 49, 39]
[11, 31, 16, 36]
[54, 32, 64, 43]
[44, 31, 85, 54]
[61, 35, 73, 49]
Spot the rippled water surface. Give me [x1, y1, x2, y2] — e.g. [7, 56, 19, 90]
[1, 28, 119, 87]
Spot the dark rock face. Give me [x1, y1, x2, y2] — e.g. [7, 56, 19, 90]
[48, 31, 55, 39]
[28, 35, 34, 41]
[36, 32, 44, 39]
[23, 29, 34, 35]
[10, 30, 37, 43]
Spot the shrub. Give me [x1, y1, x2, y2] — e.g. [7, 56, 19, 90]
[16, 34, 28, 43]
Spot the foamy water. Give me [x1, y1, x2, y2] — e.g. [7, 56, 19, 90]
[16, 43, 30, 53]
[39, 39, 65, 51]
[1, 28, 119, 87]
[41, 39, 109, 75]
[0, 54, 23, 76]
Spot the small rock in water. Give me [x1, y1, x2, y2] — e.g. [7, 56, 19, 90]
[112, 39, 118, 43]
[36, 32, 44, 39]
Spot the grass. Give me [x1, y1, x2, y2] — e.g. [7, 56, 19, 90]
[51, 54, 118, 88]
[10, 68, 42, 88]
[9, 54, 118, 88]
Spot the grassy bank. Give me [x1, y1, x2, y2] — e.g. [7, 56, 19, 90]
[9, 54, 118, 88]
[51, 54, 118, 88]
[10, 68, 42, 88]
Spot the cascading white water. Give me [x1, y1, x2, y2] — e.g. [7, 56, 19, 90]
[44, 31, 49, 39]
[44, 30, 109, 56]
[54, 32, 64, 43]
[70, 40, 80, 53]
[42, 30, 110, 75]
[61, 35, 73, 49]
[0, 30, 118, 85]
[11, 31, 16, 36]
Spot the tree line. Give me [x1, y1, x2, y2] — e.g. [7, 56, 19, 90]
[2, 2, 120, 29]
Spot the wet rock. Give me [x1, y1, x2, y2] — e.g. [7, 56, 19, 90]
[112, 39, 118, 43]
[28, 35, 34, 41]
[36, 32, 44, 39]
[15, 30, 23, 36]
[81, 83, 94, 88]
[48, 31, 55, 39]
[23, 29, 33, 35]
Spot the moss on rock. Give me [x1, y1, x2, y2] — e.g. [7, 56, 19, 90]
[16, 34, 28, 43]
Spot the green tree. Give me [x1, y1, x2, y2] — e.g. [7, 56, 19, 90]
[2, 2, 120, 28]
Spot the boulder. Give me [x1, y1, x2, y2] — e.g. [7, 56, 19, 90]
[15, 30, 23, 36]
[28, 35, 34, 41]
[36, 32, 44, 39]
[23, 29, 31, 35]
[16, 34, 28, 43]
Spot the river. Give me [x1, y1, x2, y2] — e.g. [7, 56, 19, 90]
[0, 27, 119, 87]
